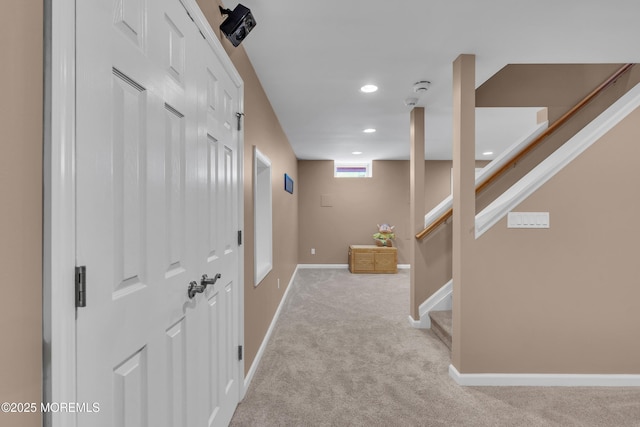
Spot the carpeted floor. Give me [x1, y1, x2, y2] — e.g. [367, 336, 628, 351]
[230, 268, 640, 426]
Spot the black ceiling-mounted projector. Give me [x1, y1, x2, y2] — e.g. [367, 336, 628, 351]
[219, 4, 256, 47]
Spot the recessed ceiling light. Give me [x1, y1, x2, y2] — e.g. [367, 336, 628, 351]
[360, 84, 378, 93]
[352, 151, 363, 155]
[363, 128, 376, 133]
[482, 151, 494, 156]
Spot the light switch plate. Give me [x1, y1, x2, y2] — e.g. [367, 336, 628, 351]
[508, 212, 550, 228]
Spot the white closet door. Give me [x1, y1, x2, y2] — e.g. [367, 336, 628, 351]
[75, 1, 241, 425]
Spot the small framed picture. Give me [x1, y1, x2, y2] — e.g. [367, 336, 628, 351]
[284, 173, 294, 194]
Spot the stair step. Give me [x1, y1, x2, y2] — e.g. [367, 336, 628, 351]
[429, 310, 452, 351]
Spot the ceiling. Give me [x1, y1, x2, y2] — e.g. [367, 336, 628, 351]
[236, 0, 640, 161]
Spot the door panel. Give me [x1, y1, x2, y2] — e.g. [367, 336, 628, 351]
[76, 1, 241, 426]
[206, 292, 221, 424]
[223, 145, 236, 254]
[206, 135, 220, 262]
[113, 348, 148, 427]
[166, 318, 187, 427]
[112, 69, 148, 297]
[165, 14, 186, 83]
[164, 103, 187, 276]
[114, 0, 146, 52]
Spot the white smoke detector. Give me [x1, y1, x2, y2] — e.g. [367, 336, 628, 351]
[404, 97, 419, 106]
[413, 80, 431, 93]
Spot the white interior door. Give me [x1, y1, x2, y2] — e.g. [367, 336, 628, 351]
[75, 1, 242, 426]
[196, 31, 242, 426]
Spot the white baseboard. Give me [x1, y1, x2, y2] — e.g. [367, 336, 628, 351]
[449, 364, 640, 387]
[407, 315, 422, 328]
[243, 265, 298, 393]
[298, 263, 410, 270]
[412, 280, 453, 329]
[297, 264, 348, 269]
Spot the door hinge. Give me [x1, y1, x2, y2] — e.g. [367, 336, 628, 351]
[237, 230, 242, 246]
[238, 345, 243, 361]
[236, 112, 244, 131]
[75, 266, 87, 308]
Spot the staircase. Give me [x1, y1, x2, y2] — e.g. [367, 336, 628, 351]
[414, 64, 640, 353]
[429, 310, 452, 351]
[423, 79, 640, 357]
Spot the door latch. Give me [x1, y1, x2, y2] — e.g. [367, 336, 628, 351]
[187, 273, 222, 299]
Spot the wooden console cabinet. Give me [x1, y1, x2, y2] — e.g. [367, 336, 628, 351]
[348, 245, 397, 274]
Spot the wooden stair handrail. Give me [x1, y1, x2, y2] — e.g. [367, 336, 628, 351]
[416, 63, 634, 241]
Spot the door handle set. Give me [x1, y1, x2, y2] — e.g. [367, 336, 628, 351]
[188, 273, 222, 299]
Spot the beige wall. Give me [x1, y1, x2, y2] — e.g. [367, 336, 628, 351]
[477, 64, 625, 121]
[298, 160, 410, 264]
[297, 159, 487, 267]
[197, 1, 299, 374]
[460, 105, 640, 374]
[0, 2, 43, 427]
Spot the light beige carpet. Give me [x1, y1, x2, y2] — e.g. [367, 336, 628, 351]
[230, 268, 640, 426]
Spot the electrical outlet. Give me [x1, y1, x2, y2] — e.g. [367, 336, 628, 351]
[311, 248, 316, 255]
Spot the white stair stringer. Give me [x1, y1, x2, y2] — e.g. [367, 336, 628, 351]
[410, 279, 452, 329]
[476, 83, 640, 239]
